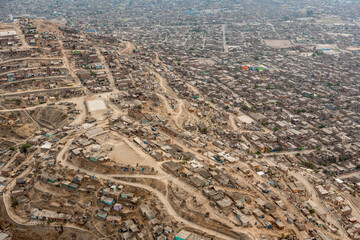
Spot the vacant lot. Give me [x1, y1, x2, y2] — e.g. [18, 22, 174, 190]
[265, 39, 292, 48]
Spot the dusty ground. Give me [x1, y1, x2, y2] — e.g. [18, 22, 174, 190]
[264, 39, 292, 48]
[105, 134, 160, 169]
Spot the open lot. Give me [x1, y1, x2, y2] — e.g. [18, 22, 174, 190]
[264, 39, 292, 48]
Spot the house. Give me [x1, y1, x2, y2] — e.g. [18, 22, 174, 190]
[114, 203, 122, 211]
[125, 219, 140, 233]
[30, 208, 71, 221]
[139, 203, 156, 220]
[332, 196, 345, 206]
[164, 226, 172, 234]
[263, 202, 277, 214]
[78, 71, 91, 80]
[257, 182, 270, 193]
[90, 153, 102, 161]
[106, 215, 122, 223]
[340, 205, 352, 216]
[61, 180, 71, 188]
[162, 161, 183, 174]
[216, 196, 233, 210]
[189, 176, 206, 188]
[97, 210, 108, 219]
[121, 192, 134, 199]
[40, 142, 52, 151]
[275, 220, 285, 230]
[233, 210, 251, 227]
[68, 183, 79, 190]
[315, 185, 329, 197]
[253, 209, 265, 219]
[153, 225, 163, 235]
[175, 230, 203, 240]
[100, 196, 114, 205]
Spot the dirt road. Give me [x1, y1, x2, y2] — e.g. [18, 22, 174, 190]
[57, 138, 253, 240]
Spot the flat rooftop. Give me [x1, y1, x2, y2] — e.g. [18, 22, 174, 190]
[0, 30, 17, 37]
[86, 99, 106, 112]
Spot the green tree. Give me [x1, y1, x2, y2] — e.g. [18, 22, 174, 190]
[302, 161, 316, 170]
[20, 143, 32, 153]
[200, 128, 208, 134]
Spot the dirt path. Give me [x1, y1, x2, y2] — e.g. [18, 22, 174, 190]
[119, 42, 136, 54]
[57, 138, 253, 240]
[290, 170, 350, 239]
[2, 165, 98, 237]
[94, 47, 117, 92]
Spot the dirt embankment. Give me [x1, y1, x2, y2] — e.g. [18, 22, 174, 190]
[167, 185, 252, 240]
[0, 197, 96, 240]
[30, 106, 69, 129]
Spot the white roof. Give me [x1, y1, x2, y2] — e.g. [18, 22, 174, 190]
[92, 144, 101, 152]
[86, 99, 106, 112]
[0, 232, 9, 240]
[335, 178, 344, 184]
[40, 141, 52, 149]
[0, 30, 17, 37]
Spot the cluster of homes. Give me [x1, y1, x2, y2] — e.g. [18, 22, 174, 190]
[0, 137, 187, 240]
[0, 30, 20, 48]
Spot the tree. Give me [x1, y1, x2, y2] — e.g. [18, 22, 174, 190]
[306, 10, 314, 17]
[11, 197, 18, 207]
[20, 143, 32, 153]
[309, 209, 316, 214]
[256, 151, 261, 155]
[274, 127, 279, 131]
[200, 128, 208, 134]
[302, 161, 316, 170]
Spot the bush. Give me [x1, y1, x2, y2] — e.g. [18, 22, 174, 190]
[302, 161, 316, 170]
[20, 143, 32, 153]
[200, 128, 208, 134]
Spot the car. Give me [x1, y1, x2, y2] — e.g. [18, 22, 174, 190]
[21, 106, 26, 108]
